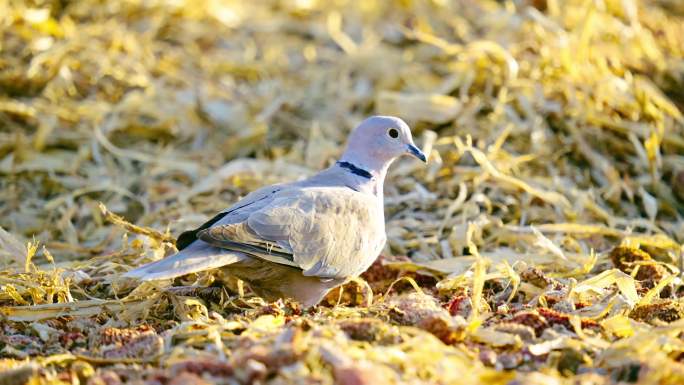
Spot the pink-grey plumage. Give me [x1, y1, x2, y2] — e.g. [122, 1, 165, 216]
[123, 116, 426, 306]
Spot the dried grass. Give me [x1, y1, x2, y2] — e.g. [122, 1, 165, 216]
[1, 0, 684, 383]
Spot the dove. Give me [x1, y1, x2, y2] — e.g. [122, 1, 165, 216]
[123, 116, 427, 306]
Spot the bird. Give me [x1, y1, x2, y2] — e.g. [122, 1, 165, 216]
[123, 116, 427, 307]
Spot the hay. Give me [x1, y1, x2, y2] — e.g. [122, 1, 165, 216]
[0, 0, 683, 383]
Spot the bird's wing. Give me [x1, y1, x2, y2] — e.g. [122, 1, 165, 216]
[198, 187, 386, 279]
[176, 184, 285, 250]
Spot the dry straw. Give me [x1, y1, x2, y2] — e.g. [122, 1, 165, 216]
[0, 0, 683, 383]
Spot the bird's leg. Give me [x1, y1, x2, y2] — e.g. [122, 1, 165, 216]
[164, 286, 229, 304]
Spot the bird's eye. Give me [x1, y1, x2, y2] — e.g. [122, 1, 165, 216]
[387, 128, 399, 138]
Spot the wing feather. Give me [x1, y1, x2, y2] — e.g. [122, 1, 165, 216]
[197, 223, 298, 267]
[176, 184, 283, 250]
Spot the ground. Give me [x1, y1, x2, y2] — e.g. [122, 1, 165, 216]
[1, 0, 684, 384]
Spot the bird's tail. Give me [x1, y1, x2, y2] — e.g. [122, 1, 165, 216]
[122, 241, 245, 281]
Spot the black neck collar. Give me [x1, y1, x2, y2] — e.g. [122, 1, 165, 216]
[336, 161, 372, 179]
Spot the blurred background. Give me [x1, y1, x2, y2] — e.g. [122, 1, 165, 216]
[2, 1, 684, 383]
[0, 0, 683, 266]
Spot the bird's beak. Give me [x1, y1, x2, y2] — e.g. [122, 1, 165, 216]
[406, 143, 427, 163]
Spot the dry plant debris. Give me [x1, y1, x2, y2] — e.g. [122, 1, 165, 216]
[1, 0, 684, 384]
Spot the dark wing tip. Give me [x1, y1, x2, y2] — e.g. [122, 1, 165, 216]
[175, 211, 230, 250]
[176, 230, 197, 250]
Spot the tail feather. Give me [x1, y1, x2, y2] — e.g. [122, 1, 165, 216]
[123, 241, 245, 281]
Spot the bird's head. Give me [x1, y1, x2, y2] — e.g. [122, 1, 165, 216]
[341, 116, 427, 173]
